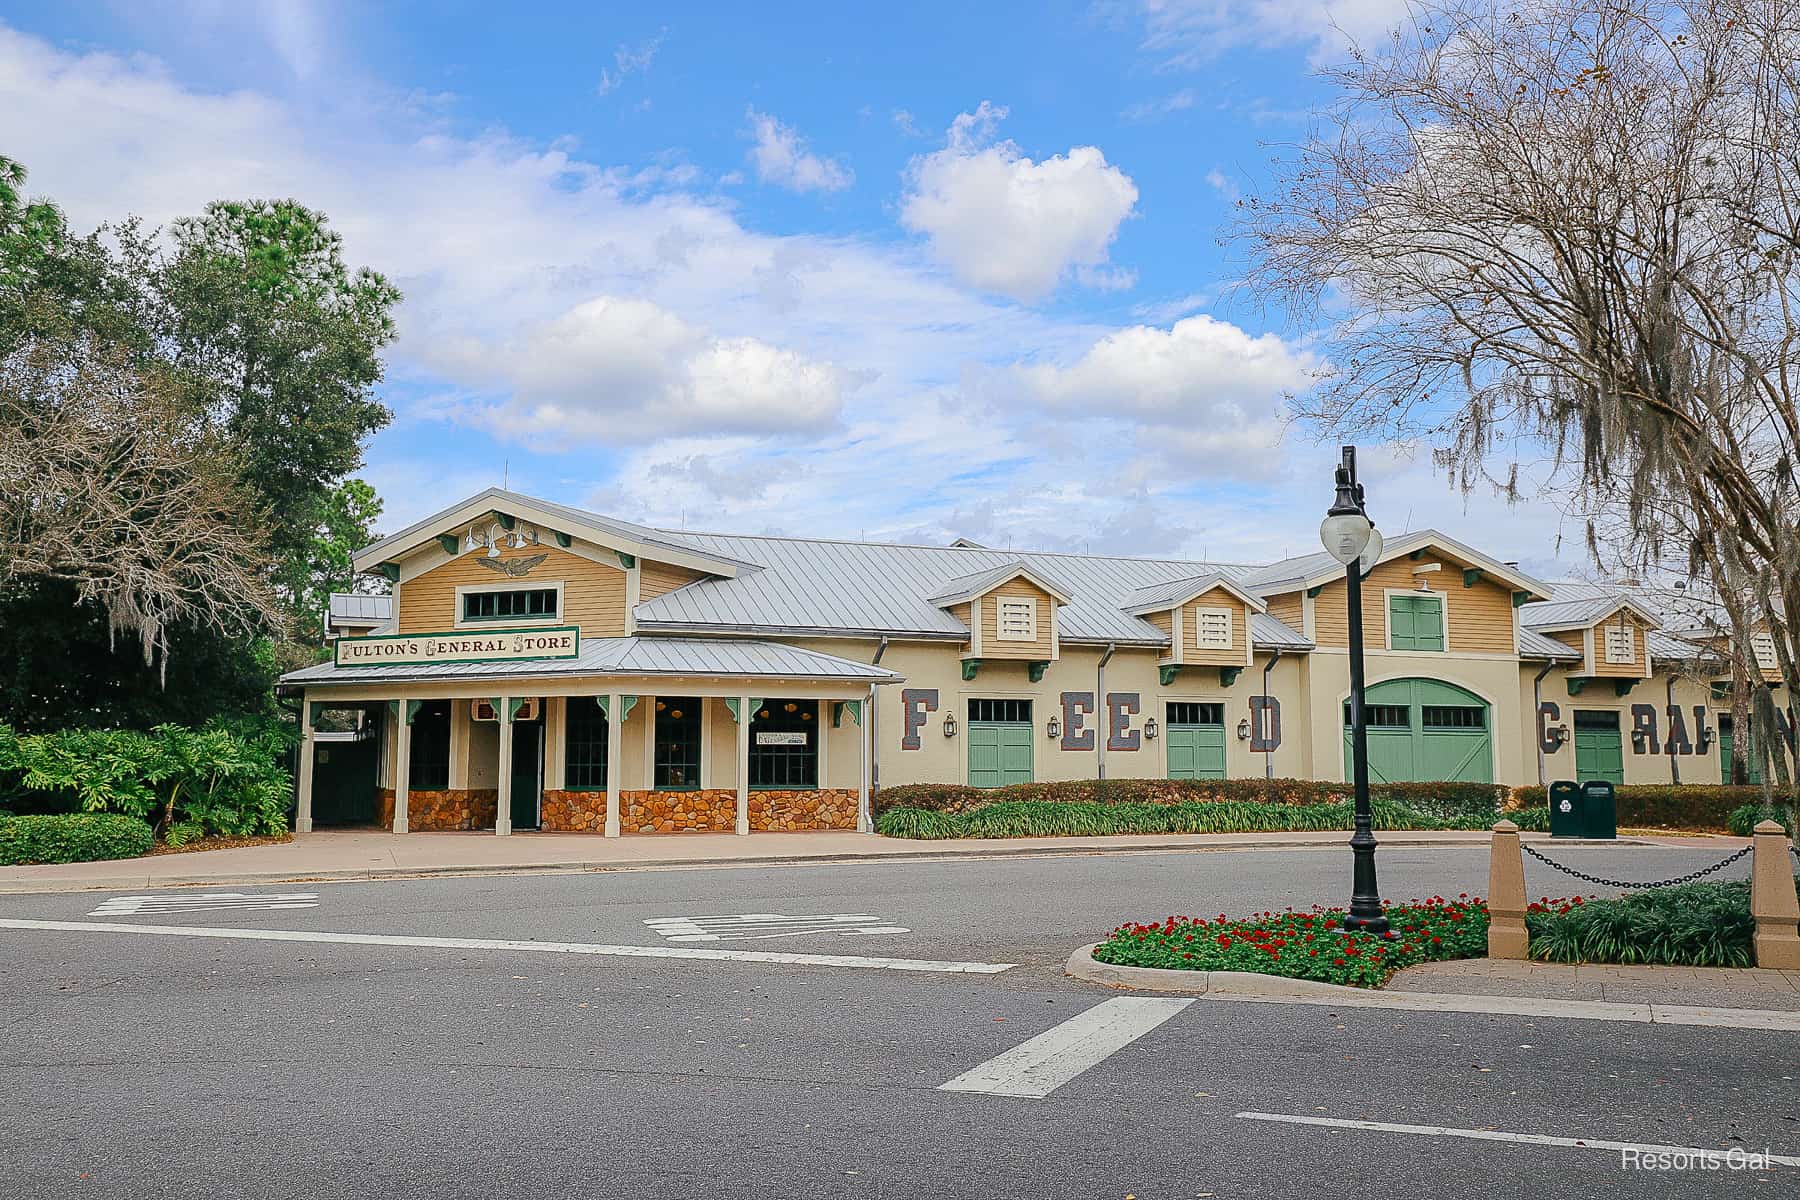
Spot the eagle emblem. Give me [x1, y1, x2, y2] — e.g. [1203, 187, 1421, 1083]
[476, 553, 549, 578]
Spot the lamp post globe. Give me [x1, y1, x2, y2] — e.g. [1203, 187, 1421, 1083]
[1323, 446, 1390, 937]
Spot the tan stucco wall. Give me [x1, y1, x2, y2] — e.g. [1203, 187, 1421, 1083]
[1521, 667, 1761, 786]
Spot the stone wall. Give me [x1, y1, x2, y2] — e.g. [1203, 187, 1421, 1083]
[749, 788, 859, 832]
[621, 788, 737, 833]
[541, 789, 607, 833]
[374, 786, 498, 831]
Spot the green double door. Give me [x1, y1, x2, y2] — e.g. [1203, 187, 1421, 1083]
[1572, 711, 1625, 786]
[1166, 703, 1227, 780]
[1343, 678, 1493, 783]
[968, 715, 1033, 788]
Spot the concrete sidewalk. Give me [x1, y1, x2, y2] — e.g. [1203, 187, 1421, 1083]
[0, 826, 1662, 894]
[1390, 957, 1800, 1012]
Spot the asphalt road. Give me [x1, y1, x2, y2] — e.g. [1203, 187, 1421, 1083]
[0, 843, 1791, 1199]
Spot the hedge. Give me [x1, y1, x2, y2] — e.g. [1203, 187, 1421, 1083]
[1526, 883, 1760, 967]
[874, 778, 1509, 822]
[1509, 784, 1784, 833]
[0, 813, 155, 865]
[0, 718, 296, 842]
[876, 799, 1507, 840]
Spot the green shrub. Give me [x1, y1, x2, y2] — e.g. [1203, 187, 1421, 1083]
[1726, 804, 1798, 837]
[1093, 896, 1490, 988]
[1525, 882, 1757, 967]
[0, 813, 154, 865]
[1510, 784, 1778, 833]
[0, 718, 296, 839]
[876, 798, 1503, 839]
[875, 777, 1508, 820]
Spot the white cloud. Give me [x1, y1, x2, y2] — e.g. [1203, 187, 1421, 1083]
[598, 31, 664, 96]
[899, 102, 1139, 302]
[1011, 314, 1318, 475]
[1204, 167, 1239, 201]
[1138, 0, 1414, 63]
[744, 109, 853, 193]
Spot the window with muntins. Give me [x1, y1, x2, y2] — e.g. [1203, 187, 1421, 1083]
[1422, 705, 1486, 729]
[564, 700, 609, 789]
[654, 697, 701, 789]
[968, 698, 1032, 723]
[996, 597, 1037, 641]
[408, 700, 451, 790]
[1167, 702, 1225, 726]
[1346, 702, 1411, 728]
[463, 587, 557, 623]
[750, 700, 818, 789]
[1193, 607, 1233, 650]
[1388, 594, 1445, 651]
[1603, 622, 1636, 665]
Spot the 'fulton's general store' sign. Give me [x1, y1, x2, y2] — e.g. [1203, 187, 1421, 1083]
[335, 626, 581, 668]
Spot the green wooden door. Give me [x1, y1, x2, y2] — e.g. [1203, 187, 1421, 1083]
[1166, 703, 1227, 779]
[1344, 678, 1492, 783]
[1718, 717, 1762, 784]
[968, 722, 1033, 787]
[510, 719, 542, 828]
[1572, 711, 1625, 785]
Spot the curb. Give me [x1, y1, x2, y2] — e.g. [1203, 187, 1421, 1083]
[0, 830, 1665, 895]
[1065, 943, 1355, 999]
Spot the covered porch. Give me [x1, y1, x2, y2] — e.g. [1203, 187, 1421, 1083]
[279, 637, 899, 837]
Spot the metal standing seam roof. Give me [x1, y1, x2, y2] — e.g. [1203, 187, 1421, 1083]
[279, 637, 902, 688]
[327, 593, 394, 622]
[1517, 628, 1582, 660]
[628, 530, 1310, 647]
[1241, 528, 1553, 599]
[1120, 571, 1264, 615]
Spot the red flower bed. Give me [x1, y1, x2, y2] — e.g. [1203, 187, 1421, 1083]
[1092, 895, 1494, 988]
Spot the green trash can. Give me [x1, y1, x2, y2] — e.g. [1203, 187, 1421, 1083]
[1548, 780, 1584, 838]
[1581, 779, 1617, 840]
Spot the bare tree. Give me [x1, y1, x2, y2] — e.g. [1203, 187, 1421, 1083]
[1239, 0, 1800, 791]
[0, 334, 282, 674]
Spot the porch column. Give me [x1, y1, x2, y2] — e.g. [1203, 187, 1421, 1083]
[604, 693, 622, 838]
[859, 686, 873, 834]
[295, 696, 315, 834]
[735, 693, 751, 836]
[496, 695, 514, 836]
[393, 701, 412, 835]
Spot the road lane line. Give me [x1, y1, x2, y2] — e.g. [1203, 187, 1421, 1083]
[940, 997, 1193, 1098]
[1235, 1113, 1800, 1168]
[0, 918, 1012, 974]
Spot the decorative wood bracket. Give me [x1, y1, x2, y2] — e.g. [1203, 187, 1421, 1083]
[598, 695, 639, 721]
[495, 513, 516, 531]
[1512, 590, 1531, 608]
[1566, 677, 1588, 696]
[833, 700, 863, 727]
[1613, 679, 1638, 697]
[387, 699, 423, 725]
[724, 698, 764, 723]
[1462, 568, 1484, 588]
[553, 530, 572, 548]
[961, 659, 982, 681]
[1219, 666, 1243, 688]
[1409, 548, 1427, 560]
[505, 697, 530, 723]
[1306, 585, 1324, 599]
[1159, 664, 1181, 687]
[1027, 661, 1050, 683]
[616, 551, 637, 569]
[377, 562, 401, 583]
[438, 534, 461, 556]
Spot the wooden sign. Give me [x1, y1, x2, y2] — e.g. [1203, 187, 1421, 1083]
[335, 626, 580, 668]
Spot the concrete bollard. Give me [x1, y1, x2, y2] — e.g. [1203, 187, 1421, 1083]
[1487, 819, 1529, 960]
[1751, 819, 1800, 970]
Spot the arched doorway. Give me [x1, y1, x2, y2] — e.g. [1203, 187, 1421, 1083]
[1343, 678, 1492, 783]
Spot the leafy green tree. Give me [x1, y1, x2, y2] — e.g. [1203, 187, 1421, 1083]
[296, 478, 386, 644]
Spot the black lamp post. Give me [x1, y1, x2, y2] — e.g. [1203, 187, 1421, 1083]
[1318, 446, 1389, 936]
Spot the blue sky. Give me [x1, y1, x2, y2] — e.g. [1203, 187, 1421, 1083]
[0, 1, 1588, 573]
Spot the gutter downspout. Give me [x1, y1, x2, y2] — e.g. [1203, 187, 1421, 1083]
[1261, 648, 1285, 779]
[1666, 674, 1681, 785]
[869, 636, 889, 804]
[1096, 642, 1117, 780]
[1531, 660, 1556, 787]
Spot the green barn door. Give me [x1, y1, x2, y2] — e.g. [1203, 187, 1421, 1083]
[1717, 716, 1762, 784]
[1572, 711, 1625, 785]
[1344, 678, 1492, 783]
[968, 698, 1033, 787]
[1166, 702, 1227, 780]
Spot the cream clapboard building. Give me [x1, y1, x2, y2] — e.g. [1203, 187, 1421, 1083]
[278, 488, 1780, 836]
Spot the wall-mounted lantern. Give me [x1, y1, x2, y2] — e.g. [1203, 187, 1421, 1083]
[1236, 718, 1252, 741]
[1046, 714, 1062, 740]
[1547, 723, 1570, 748]
[942, 713, 958, 739]
[1143, 717, 1159, 740]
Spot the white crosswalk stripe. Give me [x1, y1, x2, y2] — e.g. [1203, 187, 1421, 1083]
[89, 893, 319, 917]
[643, 913, 909, 942]
[940, 997, 1194, 1099]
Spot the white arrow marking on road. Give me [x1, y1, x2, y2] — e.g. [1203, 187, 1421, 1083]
[643, 913, 910, 942]
[89, 893, 319, 917]
[940, 997, 1193, 1099]
[1235, 1113, 1800, 1168]
[0, 919, 1012, 974]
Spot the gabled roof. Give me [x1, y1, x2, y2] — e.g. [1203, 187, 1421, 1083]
[925, 560, 1075, 607]
[1120, 572, 1266, 617]
[1521, 593, 1661, 634]
[280, 636, 902, 688]
[1241, 528, 1552, 601]
[352, 489, 755, 579]
[1518, 628, 1582, 661]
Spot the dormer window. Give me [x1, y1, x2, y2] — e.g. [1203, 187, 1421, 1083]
[997, 597, 1038, 641]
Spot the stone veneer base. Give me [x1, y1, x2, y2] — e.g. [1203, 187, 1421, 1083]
[375, 786, 860, 833]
